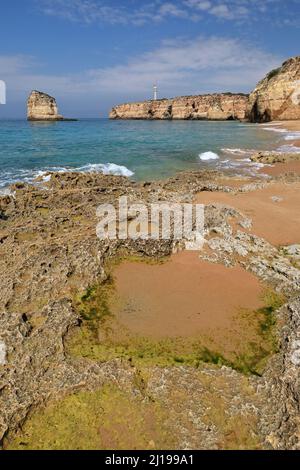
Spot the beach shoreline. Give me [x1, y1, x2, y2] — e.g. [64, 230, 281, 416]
[1, 118, 300, 450]
[256, 120, 300, 177]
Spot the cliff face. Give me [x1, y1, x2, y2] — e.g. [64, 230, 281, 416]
[27, 91, 64, 121]
[110, 93, 249, 121]
[247, 57, 300, 122]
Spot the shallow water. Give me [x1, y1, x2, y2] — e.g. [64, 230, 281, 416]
[0, 118, 292, 189]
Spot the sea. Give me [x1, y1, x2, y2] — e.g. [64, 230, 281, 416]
[0, 118, 299, 193]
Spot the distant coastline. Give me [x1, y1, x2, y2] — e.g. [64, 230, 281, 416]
[110, 57, 300, 123]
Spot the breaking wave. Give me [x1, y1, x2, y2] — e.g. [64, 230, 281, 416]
[75, 163, 134, 177]
[199, 151, 220, 161]
[0, 163, 135, 192]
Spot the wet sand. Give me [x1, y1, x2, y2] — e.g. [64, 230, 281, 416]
[258, 120, 300, 176]
[278, 120, 300, 133]
[261, 161, 300, 177]
[110, 251, 265, 340]
[197, 181, 300, 246]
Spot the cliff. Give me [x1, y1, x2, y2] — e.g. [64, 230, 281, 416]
[110, 93, 249, 121]
[247, 57, 300, 122]
[27, 91, 64, 121]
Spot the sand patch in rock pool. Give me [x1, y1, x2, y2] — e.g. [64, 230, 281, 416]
[110, 251, 264, 339]
[67, 251, 280, 374]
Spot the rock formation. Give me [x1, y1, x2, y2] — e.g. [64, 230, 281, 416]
[110, 56, 300, 123]
[251, 151, 300, 164]
[27, 90, 64, 121]
[110, 93, 249, 121]
[247, 57, 300, 122]
[1, 170, 300, 449]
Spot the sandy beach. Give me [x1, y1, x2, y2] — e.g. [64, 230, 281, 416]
[197, 180, 300, 246]
[2, 131, 300, 450]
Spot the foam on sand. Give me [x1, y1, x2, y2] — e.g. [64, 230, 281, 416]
[199, 151, 220, 161]
[262, 127, 288, 133]
[284, 132, 300, 141]
[276, 144, 300, 154]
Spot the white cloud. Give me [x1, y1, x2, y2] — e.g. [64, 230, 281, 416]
[209, 4, 231, 18]
[1, 36, 282, 106]
[38, 0, 297, 25]
[0, 55, 34, 75]
[191, 1, 212, 11]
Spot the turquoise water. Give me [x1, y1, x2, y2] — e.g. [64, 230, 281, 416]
[0, 119, 285, 190]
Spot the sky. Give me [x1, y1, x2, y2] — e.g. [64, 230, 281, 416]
[0, 0, 299, 118]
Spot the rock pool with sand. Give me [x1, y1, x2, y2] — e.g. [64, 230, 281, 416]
[1, 160, 300, 450]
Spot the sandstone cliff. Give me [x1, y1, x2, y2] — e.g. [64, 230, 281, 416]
[110, 93, 249, 121]
[27, 90, 64, 121]
[247, 57, 300, 122]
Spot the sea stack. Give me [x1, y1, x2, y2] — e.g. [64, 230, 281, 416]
[247, 56, 300, 122]
[27, 90, 64, 121]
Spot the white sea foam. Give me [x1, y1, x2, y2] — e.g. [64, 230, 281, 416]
[219, 155, 270, 178]
[259, 122, 282, 127]
[262, 126, 300, 143]
[220, 158, 265, 169]
[0, 163, 134, 193]
[199, 151, 220, 161]
[276, 144, 300, 154]
[221, 148, 255, 156]
[284, 132, 300, 141]
[0, 187, 15, 197]
[76, 163, 134, 177]
[262, 127, 288, 133]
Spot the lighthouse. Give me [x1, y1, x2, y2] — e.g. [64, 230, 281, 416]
[153, 84, 158, 101]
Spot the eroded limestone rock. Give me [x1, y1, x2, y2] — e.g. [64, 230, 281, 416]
[110, 93, 249, 121]
[0, 170, 299, 449]
[251, 151, 300, 164]
[247, 56, 300, 122]
[27, 91, 64, 121]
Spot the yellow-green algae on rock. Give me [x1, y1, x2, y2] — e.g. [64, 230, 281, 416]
[66, 264, 283, 376]
[6, 385, 176, 450]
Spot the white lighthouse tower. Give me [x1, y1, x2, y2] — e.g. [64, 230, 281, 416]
[153, 84, 158, 101]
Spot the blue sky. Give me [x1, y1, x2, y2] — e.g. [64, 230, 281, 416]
[0, 0, 299, 117]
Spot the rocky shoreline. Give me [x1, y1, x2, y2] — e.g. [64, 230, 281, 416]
[0, 166, 300, 449]
[26, 56, 300, 124]
[251, 151, 300, 164]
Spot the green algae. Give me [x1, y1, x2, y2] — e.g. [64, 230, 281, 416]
[5, 375, 262, 451]
[66, 264, 284, 376]
[6, 385, 176, 450]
